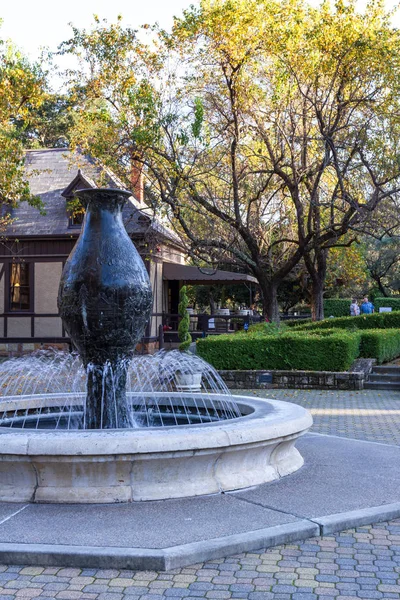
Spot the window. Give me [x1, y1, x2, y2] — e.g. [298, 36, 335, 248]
[9, 263, 31, 311]
[69, 210, 85, 227]
[66, 193, 85, 228]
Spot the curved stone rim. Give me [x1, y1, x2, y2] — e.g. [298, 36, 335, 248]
[73, 186, 132, 198]
[0, 395, 313, 456]
[0, 396, 313, 502]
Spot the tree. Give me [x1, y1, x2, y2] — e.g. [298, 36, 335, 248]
[277, 273, 309, 314]
[324, 244, 369, 298]
[362, 236, 400, 296]
[0, 27, 48, 215]
[61, 1, 400, 321]
[59, 16, 162, 184]
[60, 10, 296, 320]
[187, 283, 254, 312]
[243, 0, 400, 319]
[12, 94, 74, 149]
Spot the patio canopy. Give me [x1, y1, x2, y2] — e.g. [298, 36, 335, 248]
[163, 263, 258, 285]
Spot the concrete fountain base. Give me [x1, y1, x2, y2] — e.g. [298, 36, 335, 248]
[0, 396, 311, 503]
[0, 434, 399, 570]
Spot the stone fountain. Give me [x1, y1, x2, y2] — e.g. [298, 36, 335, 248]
[0, 188, 312, 503]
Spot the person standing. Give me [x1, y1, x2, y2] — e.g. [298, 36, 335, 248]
[360, 297, 375, 314]
[350, 298, 360, 316]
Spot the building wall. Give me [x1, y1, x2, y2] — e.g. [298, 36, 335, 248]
[0, 237, 186, 352]
[34, 317, 63, 337]
[34, 262, 64, 337]
[34, 262, 63, 314]
[0, 257, 66, 352]
[0, 255, 167, 344]
[7, 317, 30, 337]
[161, 245, 185, 265]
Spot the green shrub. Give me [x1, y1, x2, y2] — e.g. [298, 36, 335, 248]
[178, 286, 192, 352]
[296, 328, 341, 337]
[378, 311, 400, 328]
[359, 329, 400, 364]
[305, 327, 400, 364]
[283, 318, 314, 328]
[295, 311, 400, 332]
[374, 297, 400, 311]
[197, 330, 360, 372]
[323, 298, 352, 317]
[249, 318, 312, 332]
[248, 322, 287, 335]
[295, 314, 382, 331]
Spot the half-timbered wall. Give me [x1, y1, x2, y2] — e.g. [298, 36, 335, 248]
[0, 237, 185, 354]
[0, 239, 74, 351]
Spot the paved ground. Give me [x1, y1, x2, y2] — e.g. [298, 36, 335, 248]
[1, 388, 400, 599]
[0, 520, 399, 599]
[238, 389, 400, 446]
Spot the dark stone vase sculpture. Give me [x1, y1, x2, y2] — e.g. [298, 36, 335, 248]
[58, 188, 153, 429]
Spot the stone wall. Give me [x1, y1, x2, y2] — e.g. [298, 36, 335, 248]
[219, 369, 366, 390]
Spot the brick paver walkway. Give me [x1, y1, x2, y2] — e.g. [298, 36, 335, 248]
[1, 388, 400, 599]
[238, 389, 400, 446]
[0, 521, 400, 599]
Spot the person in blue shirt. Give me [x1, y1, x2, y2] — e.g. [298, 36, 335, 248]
[360, 297, 374, 314]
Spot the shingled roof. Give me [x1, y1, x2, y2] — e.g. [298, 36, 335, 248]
[5, 148, 181, 246]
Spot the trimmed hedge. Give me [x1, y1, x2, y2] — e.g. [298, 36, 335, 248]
[359, 329, 400, 364]
[197, 331, 361, 372]
[305, 327, 400, 364]
[199, 309, 400, 372]
[295, 311, 400, 332]
[247, 322, 284, 335]
[324, 298, 352, 317]
[374, 297, 400, 311]
[249, 318, 312, 332]
[282, 318, 314, 328]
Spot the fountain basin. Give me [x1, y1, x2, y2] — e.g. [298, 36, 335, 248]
[0, 394, 312, 503]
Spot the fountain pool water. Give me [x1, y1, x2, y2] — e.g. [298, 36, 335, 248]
[0, 187, 312, 503]
[0, 350, 241, 430]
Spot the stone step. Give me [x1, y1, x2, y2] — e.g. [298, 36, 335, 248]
[364, 381, 400, 391]
[372, 365, 400, 374]
[368, 373, 400, 382]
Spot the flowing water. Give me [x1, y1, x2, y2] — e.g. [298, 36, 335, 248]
[0, 350, 241, 430]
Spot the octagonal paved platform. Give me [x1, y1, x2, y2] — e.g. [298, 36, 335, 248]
[0, 433, 399, 570]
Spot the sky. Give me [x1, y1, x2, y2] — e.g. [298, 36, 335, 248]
[1, 0, 399, 75]
[0, 0, 196, 59]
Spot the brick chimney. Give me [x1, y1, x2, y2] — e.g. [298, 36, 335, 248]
[131, 161, 144, 204]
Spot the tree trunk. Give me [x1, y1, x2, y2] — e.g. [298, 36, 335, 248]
[305, 249, 327, 321]
[311, 273, 325, 321]
[209, 294, 216, 315]
[259, 280, 280, 322]
[374, 277, 388, 297]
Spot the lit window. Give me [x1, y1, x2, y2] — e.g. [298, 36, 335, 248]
[69, 210, 85, 227]
[66, 194, 85, 228]
[9, 263, 31, 311]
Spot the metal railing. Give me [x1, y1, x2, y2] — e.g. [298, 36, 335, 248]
[157, 312, 260, 337]
[0, 311, 310, 351]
